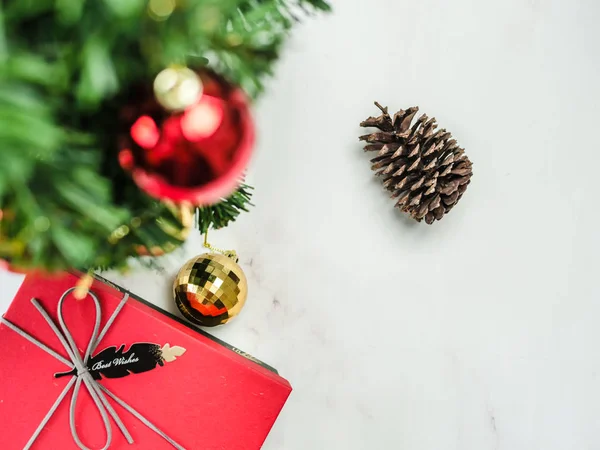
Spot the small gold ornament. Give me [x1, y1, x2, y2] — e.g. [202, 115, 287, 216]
[148, 0, 176, 21]
[74, 273, 94, 300]
[173, 234, 247, 327]
[135, 203, 194, 257]
[153, 66, 203, 111]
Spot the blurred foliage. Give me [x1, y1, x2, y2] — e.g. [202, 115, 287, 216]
[0, 0, 329, 272]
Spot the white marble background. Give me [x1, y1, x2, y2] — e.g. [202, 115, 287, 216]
[2, 0, 600, 448]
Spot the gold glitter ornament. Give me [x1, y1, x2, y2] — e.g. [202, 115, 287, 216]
[173, 252, 248, 327]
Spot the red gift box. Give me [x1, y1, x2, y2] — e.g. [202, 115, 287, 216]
[0, 272, 291, 449]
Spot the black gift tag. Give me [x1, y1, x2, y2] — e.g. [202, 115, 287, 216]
[55, 343, 186, 380]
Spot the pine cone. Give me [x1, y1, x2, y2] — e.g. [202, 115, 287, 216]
[359, 102, 473, 224]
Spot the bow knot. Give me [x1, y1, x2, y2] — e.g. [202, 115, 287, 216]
[1, 287, 185, 450]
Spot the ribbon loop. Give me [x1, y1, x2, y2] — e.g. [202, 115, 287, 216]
[0, 286, 185, 450]
[70, 375, 113, 450]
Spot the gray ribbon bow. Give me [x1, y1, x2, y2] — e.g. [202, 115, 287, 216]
[1, 287, 186, 450]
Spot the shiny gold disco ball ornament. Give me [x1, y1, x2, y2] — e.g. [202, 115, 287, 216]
[173, 253, 248, 327]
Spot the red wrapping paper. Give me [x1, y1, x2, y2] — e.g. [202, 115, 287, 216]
[0, 272, 291, 449]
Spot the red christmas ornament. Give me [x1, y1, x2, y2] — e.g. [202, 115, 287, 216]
[119, 68, 254, 205]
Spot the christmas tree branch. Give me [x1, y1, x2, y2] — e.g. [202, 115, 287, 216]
[0, 0, 328, 272]
[198, 185, 254, 234]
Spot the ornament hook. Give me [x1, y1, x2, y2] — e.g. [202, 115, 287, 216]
[203, 231, 238, 262]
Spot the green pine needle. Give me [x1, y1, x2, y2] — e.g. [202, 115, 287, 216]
[198, 184, 254, 234]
